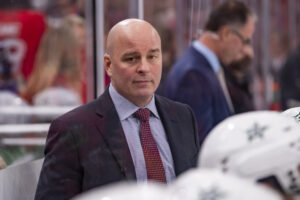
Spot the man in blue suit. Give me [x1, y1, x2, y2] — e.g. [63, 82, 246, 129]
[164, 0, 256, 145]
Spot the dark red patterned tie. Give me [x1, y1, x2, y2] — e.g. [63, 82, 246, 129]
[134, 108, 167, 183]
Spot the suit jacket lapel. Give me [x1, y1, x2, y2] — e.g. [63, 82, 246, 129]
[155, 95, 194, 176]
[94, 89, 136, 180]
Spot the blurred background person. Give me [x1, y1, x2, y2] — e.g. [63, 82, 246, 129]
[22, 14, 86, 106]
[268, 33, 290, 111]
[31, 0, 81, 26]
[0, 0, 87, 171]
[0, 0, 46, 94]
[280, 45, 300, 110]
[164, 0, 256, 145]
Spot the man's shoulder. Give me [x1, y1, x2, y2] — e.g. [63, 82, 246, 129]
[53, 91, 111, 124]
[181, 45, 209, 63]
[52, 98, 100, 123]
[170, 45, 212, 75]
[155, 94, 191, 111]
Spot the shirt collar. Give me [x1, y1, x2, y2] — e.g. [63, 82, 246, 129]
[109, 84, 160, 120]
[192, 40, 221, 73]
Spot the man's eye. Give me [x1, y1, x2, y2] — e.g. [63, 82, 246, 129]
[148, 55, 157, 60]
[124, 57, 138, 62]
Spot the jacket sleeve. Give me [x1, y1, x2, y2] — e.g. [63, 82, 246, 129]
[35, 118, 82, 200]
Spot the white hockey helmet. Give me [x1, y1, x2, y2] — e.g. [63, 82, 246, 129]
[71, 181, 168, 200]
[198, 111, 300, 196]
[170, 168, 282, 200]
[282, 107, 300, 123]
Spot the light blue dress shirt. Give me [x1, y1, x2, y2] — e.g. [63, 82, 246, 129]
[109, 84, 176, 183]
[193, 40, 221, 73]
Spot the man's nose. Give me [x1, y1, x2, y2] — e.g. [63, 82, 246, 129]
[137, 58, 150, 73]
[242, 45, 254, 59]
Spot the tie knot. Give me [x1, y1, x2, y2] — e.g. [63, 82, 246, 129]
[134, 108, 150, 122]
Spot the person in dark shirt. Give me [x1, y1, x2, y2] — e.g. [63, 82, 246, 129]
[223, 48, 254, 113]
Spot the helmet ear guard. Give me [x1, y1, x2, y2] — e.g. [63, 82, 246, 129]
[198, 111, 300, 197]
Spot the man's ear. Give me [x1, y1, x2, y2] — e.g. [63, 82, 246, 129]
[218, 26, 232, 41]
[104, 54, 112, 77]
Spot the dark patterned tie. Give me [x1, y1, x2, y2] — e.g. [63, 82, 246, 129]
[134, 108, 167, 183]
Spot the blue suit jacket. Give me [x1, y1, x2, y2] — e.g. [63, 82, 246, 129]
[164, 46, 231, 145]
[35, 89, 199, 200]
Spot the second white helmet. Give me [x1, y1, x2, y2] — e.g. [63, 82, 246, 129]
[170, 168, 282, 200]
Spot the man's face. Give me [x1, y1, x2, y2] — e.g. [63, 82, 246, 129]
[226, 51, 253, 73]
[105, 23, 162, 106]
[220, 16, 255, 67]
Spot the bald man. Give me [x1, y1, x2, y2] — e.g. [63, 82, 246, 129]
[34, 19, 199, 200]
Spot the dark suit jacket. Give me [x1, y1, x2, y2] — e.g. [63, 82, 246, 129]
[35, 89, 199, 200]
[164, 46, 231, 145]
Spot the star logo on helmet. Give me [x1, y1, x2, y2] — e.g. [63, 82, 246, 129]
[246, 123, 268, 141]
[198, 185, 227, 200]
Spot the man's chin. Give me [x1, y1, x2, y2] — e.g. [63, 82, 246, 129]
[128, 91, 154, 107]
[227, 56, 252, 72]
[135, 90, 154, 98]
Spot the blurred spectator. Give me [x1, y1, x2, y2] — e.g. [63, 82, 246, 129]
[22, 14, 85, 105]
[0, 6, 46, 92]
[46, 0, 77, 18]
[34, 0, 79, 27]
[151, 6, 177, 95]
[75, 0, 85, 17]
[0, 44, 17, 92]
[280, 46, 300, 110]
[268, 33, 290, 110]
[270, 33, 290, 82]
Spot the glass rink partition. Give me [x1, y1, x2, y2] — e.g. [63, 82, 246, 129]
[0, 0, 300, 198]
